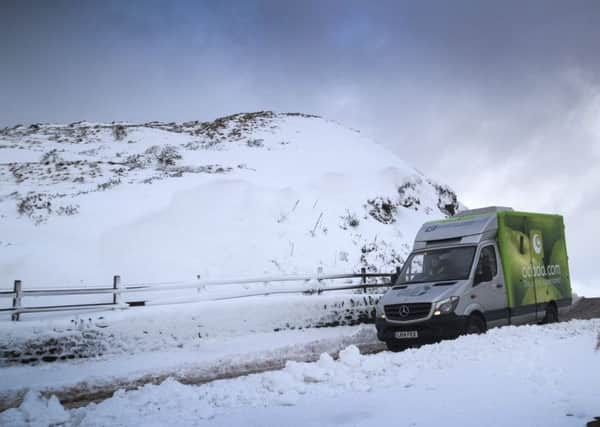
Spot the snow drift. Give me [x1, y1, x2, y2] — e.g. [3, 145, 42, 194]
[2, 319, 599, 427]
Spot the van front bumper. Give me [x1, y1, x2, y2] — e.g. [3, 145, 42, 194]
[375, 314, 468, 344]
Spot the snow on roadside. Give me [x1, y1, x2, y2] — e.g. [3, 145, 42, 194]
[2, 319, 599, 427]
[0, 293, 381, 366]
[0, 324, 381, 405]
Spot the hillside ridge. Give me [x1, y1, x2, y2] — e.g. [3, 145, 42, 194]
[0, 111, 460, 285]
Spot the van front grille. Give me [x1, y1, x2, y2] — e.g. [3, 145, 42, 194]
[384, 303, 432, 321]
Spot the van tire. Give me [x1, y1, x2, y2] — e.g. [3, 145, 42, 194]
[385, 341, 408, 352]
[465, 314, 486, 335]
[542, 303, 558, 324]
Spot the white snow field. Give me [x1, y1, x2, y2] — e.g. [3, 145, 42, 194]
[0, 112, 459, 293]
[1, 319, 599, 427]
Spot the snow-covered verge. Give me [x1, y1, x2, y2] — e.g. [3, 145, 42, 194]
[0, 323, 383, 412]
[0, 111, 460, 291]
[2, 319, 599, 427]
[0, 293, 380, 366]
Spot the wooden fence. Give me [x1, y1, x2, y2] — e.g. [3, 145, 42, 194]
[1, 267, 400, 321]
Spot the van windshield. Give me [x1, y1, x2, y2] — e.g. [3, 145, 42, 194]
[397, 246, 476, 284]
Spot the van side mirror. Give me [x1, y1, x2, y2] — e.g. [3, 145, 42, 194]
[474, 264, 493, 285]
[474, 272, 483, 285]
[390, 266, 401, 286]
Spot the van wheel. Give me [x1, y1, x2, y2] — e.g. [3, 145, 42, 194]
[465, 314, 485, 335]
[385, 341, 408, 352]
[543, 303, 558, 324]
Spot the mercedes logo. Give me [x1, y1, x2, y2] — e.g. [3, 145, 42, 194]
[399, 305, 410, 317]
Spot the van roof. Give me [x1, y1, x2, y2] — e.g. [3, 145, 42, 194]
[415, 207, 510, 242]
[454, 206, 513, 218]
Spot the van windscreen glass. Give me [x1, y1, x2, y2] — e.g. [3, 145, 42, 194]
[397, 246, 476, 284]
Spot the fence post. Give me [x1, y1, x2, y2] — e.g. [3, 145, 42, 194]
[11, 280, 22, 321]
[316, 267, 323, 294]
[361, 267, 366, 293]
[113, 275, 121, 305]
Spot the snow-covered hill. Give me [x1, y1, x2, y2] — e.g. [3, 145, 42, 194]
[0, 111, 460, 286]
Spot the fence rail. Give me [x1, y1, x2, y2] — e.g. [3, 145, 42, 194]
[1, 267, 400, 321]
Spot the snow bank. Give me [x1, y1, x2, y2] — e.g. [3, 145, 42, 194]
[2, 319, 598, 426]
[0, 324, 382, 412]
[2, 391, 68, 427]
[0, 293, 381, 366]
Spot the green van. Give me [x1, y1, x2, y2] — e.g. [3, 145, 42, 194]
[375, 207, 572, 351]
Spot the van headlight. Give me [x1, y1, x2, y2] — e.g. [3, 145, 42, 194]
[433, 296, 459, 316]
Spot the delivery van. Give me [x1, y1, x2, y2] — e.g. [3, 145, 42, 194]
[375, 206, 572, 351]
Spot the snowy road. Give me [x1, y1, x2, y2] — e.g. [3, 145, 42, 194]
[2, 319, 599, 427]
[0, 325, 383, 410]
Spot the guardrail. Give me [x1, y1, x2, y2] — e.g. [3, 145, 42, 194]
[1, 267, 400, 321]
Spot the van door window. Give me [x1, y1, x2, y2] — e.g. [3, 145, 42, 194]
[474, 245, 497, 285]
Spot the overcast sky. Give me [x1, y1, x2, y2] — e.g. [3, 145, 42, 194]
[1, 1, 599, 294]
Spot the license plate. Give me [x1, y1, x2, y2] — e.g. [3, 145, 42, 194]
[395, 330, 418, 339]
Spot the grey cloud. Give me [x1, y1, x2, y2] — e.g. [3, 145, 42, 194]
[1, 0, 599, 290]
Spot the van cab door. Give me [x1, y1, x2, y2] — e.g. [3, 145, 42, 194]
[470, 244, 509, 328]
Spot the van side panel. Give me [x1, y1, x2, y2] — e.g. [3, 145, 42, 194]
[497, 211, 572, 312]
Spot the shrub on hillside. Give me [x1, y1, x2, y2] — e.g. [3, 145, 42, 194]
[366, 197, 397, 224]
[40, 149, 63, 165]
[96, 178, 121, 191]
[156, 145, 182, 166]
[112, 124, 127, 141]
[340, 210, 360, 229]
